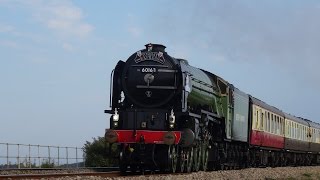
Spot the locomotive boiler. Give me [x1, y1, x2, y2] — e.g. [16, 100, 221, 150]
[105, 43, 320, 174]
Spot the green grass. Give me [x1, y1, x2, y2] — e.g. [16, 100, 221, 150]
[302, 173, 312, 178]
[286, 178, 297, 180]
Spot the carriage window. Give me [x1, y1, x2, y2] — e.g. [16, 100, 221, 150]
[271, 114, 274, 133]
[292, 123, 294, 139]
[296, 123, 299, 139]
[279, 118, 281, 135]
[290, 121, 292, 137]
[253, 107, 257, 129]
[288, 121, 290, 137]
[303, 126, 305, 141]
[276, 116, 280, 134]
[305, 126, 307, 140]
[291, 121, 294, 138]
[296, 124, 298, 139]
[274, 116, 277, 134]
[281, 118, 286, 135]
[276, 116, 278, 134]
[255, 109, 259, 129]
[261, 112, 264, 130]
[298, 124, 300, 139]
[280, 118, 282, 135]
[267, 112, 270, 132]
[265, 113, 267, 131]
[296, 124, 299, 139]
[278, 117, 281, 135]
[312, 129, 314, 142]
[292, 122, 294, 138]
[294, 123, 297, 139]
[298, 125, 301, 140]
[274, 115, 277, 134]
[290, 121, 294, 138]
[286, 120, 288, 137]
[293, 123, 296, 139]
[308, 128, 311, 139]
[291, 122, 294, 138]
[290, 122, 292, 138]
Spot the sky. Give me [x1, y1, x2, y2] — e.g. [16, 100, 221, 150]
[0, 0, 320, 148]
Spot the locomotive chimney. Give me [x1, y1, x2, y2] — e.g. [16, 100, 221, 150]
[145, 43, 166, 52]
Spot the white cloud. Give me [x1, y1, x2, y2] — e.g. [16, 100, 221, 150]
[127, 26, 142, 38]
[30, 56, 49, 64]
[0, 40, 18, 48]
[2, 0, 94, 38]
[62, 42, 75, 52]
[151, 1, 320, 90]
[35, 1, 94, 38]
[0, 24, 14, 33]
[126, 14, 143, 38]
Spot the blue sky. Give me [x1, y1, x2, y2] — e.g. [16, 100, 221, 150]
[0, 0, 320, 147]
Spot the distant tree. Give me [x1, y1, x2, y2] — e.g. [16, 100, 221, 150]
[83, 136, 118, 167]
[41, 159, 55, 168]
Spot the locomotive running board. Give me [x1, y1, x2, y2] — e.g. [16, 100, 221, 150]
[136, 85, 177, 89]
[104, 109, 113, 114]
[176, 112, 201, 118]
[177, 110, 221, 122]
[200, 109, 221, 119]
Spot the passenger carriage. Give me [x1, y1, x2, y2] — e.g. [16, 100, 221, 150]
[249, 96, 285, 149]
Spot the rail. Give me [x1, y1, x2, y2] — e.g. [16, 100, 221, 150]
[0, 171, 120, 179]
[0, 143, 85, 169]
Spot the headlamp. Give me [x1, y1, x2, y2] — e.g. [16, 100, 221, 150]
[113, 108, 119, 122]
[169, 109, 175, 128]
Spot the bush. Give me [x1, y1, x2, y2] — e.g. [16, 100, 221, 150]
[41, 159, 55, 168]
[83, 136, 118, 167]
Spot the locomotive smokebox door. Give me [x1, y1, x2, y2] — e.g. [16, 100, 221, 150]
[121, 43, 180, 108]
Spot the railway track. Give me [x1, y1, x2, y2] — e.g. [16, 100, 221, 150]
[0, 168, 182, 179]
[2, 166, 320, 179]
[0, 171, 120, 179]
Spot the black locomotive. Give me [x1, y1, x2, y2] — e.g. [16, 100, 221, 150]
[105, 44, 320, 174]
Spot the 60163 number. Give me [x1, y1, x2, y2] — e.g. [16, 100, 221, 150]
[141, 67, 156, 73]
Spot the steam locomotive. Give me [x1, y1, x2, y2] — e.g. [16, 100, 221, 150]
[105, 44, 320, 174]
